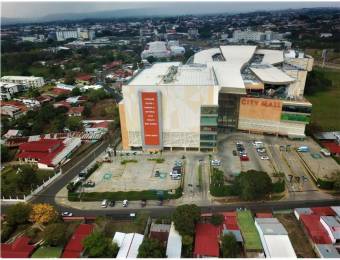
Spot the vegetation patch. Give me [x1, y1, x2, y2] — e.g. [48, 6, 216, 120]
[31, 246, 63, 258]
[237, 210, 262, 251]
[147, 158, 165, 163]
[1, 165, 55, 198]
[120, 159, 138, 165]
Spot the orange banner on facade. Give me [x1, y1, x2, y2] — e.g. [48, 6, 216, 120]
[239, 97, 283, 121]
[141, 92, 160, 146]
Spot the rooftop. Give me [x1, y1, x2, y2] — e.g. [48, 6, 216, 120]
[62, 224, 93, 258]
[1, 236, 35, 258]
[194, 223, 220, 257]
[250, 64, 295, 85]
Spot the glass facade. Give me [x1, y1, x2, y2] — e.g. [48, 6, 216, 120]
[218, 93, 240, 131]
[200, 106, 218, 149]
[281, 113, 310, 123]
[282, 105, 312, 114]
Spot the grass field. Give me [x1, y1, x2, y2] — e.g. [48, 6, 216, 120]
[31, 246, 63, 258]
[236, 210, 262, 251]
[306, 67, 340, 131]
[275, 213, 316, 258]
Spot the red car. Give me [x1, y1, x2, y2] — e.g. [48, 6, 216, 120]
[240, 155, 249, 161]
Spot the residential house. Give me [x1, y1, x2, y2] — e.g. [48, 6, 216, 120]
[113, 232, 144, 258]
[62, 224, 93, 258]
[1, 236, 35, 258]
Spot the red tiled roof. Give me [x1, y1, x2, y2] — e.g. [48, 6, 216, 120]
[92, 121, 109, 128]
[62, 224, 93, 258]
[52, 88, 72, 95]
[300, 214, 332, 244]
[76, 74, 92, 81]
[256, 213, 273, 218]
[0, 100, 28, 112]
[223, 215, 239, 230]
[68, 106, 84, 115]
[311, 207, 336, 216]
[54, 101, 71, 110]
[194, 223, 220, 257]
[17, 139, 65, 166]
[321, 142, 340, 154]
[1, 236, 35, 258]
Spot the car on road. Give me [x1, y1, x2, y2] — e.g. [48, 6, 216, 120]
[123, 200, 128, 207]
[260, 156, 269, 160]
[256, 148, 266, 153]
[232, 150, 237, 156]
[211, 159, 221, 166]
[297, 146, 309, 152]
[109, 200, 115, 207]
[141, 199, 147, 207]
[101, 199, 108, 208]
[240, 155, 249, 161]
[61, 212, 73, 217]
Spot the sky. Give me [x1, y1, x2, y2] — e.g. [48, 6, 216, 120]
[2, 1, 340, 19]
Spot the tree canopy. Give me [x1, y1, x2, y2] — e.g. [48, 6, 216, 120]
[29, 203, 59, 224]
[6, 202, 32, 226]
[42, 223, 68, 247]
[210, 214, 224, 226]
[221, 232, 239, 258]
[234, 170, 273, 200]
[137, 238, 165, 258]
[66, 116, 83, 131]
[83, 231, 119, 258]
[172, 204, 200, 236]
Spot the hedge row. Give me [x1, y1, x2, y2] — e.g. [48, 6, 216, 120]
[317, 178, 334, 190]
[68, 187, 183, 202]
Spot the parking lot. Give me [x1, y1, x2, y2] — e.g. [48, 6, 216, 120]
[217, 133, 339, 192]
[83, 154, 182, 192]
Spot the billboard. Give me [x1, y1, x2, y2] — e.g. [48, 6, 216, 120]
[239, 97, 283, 121]
[140, 91, 161, 147]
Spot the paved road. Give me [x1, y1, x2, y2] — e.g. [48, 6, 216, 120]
[51, 198, 340, 219]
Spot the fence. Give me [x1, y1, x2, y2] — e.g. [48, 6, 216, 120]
[1, 170, 62, 203]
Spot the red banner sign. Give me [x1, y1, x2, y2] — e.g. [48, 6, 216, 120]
[141, 92, 160, 146]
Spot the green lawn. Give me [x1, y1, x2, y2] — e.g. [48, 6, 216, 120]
[306, 67, 340, 131]
[31, 246, 63, 258]
[237, 210, 262, 251]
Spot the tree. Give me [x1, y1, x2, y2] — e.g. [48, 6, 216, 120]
[83, 103, 92, 117]
[6, 202, 32, 226]
[27, 88, 40, 98]
[66, 116, 83, 131]
[210, 214, 224, 226]
[137, 238, 165, 258]
[42, 223, 68, 246]
[29, 203, 58, 224]
[1, 145, 10, 162]
[64, 74, 75, 85]
[71, 87, 81, 96]
[16, 165, 39, 192]
[172, 204, 200, 236]
[234, 170, 273, 200]
[83, 231, 119, 257]
[221, 232, 238, 258]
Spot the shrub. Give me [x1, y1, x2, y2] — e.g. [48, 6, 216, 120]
[121, 159, 138, 165]
[272, 179, 285, 193]
[1, 224, 15, 242]
[317, 178, 334, 190]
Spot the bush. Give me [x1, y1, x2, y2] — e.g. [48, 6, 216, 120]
[1, 224, 15, 242]
[210, 168, 236, 197]
[210, 214, 224, 226]
[121, 159, 138, 165]
[272, 179, 285, 193]
[147, 158, 165, 163]
[317, 178, 334, 190]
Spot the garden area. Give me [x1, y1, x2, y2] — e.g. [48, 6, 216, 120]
[209, 168, 285, 199]
[1, 165, 55, 198]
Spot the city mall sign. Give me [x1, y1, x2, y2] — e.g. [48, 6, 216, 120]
[241, 98, 281, 108]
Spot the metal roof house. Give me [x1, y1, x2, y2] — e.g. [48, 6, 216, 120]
[166, 222, 182, 258]
[255, 218, 296, 258]
[113, 232, 144, 258]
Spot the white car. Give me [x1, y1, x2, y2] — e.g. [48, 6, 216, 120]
[123, 200, 128, 207]
[101, 199, 108, 208]
[61, 212, 73, 217]
[260, 156, 269, 160]
[211, 160, 221, 166]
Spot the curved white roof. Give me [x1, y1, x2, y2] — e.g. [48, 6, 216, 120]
[250, 64, 295, 85]
[256, 49, 284, 65]
[193, 48, 221, 64]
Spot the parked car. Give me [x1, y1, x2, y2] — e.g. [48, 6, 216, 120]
[232, 150, 237, 156]
[260, 156, 269, 160]
[123, 200, 128, 207]
[109, 200, 115, 207]
[61, 212, 73, 217]
[83, 180, 95, 187]
[240, 155, 249, 161]
[256, 148, 266, 153]
[297, 146, 309, 152]
[211, 159, 221, 166]
[320, 148, 331, 157]
[101, 199, 108, 208]
[141, 199, 147, 207]
[170, 171, 181, 177]
[154, 171, 160, 177]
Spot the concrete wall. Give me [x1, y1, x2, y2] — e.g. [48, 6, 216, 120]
[121, 84, 217, 148]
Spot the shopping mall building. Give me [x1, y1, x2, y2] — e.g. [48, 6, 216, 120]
[119, 45, 313, 151]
